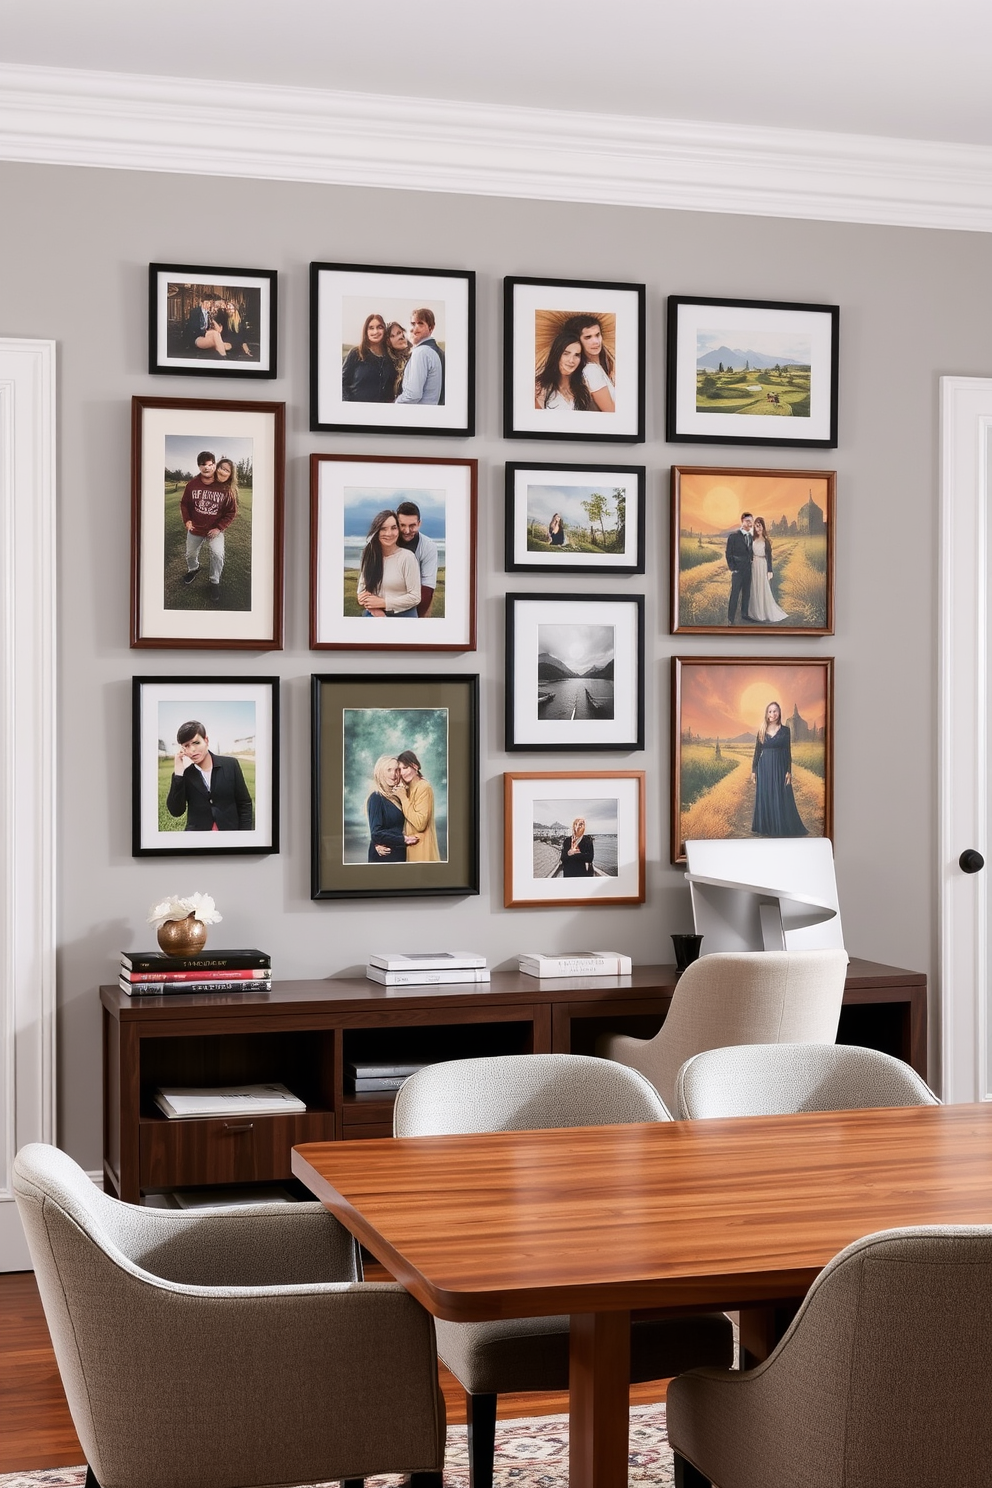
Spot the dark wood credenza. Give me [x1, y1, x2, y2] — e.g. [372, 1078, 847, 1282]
[100, 958, 927, 1203]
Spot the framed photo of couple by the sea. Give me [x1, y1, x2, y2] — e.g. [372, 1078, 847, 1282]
[672, 656, 834, 864]
[503, 771, 646, 908]
[672, 467, 835, 634]
[130, 397, 285, 650]
[310, 263, 475, 437]
[504, 462, 646, 575]
[132, 676, 279, 857]
[311, 673, 479, 899]
[667, 297, 839, 448]
[310, 454, 477, 651]
[505, 594, 645, 751]
[148, 264, 277, 378]
[504, 277, 645, 442]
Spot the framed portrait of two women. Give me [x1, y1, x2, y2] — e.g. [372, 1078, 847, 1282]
[311, 673, 479, 899]
[672, 656, 834, 865]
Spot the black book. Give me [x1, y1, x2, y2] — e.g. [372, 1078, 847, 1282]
[120, 978, 272, 997]
[121, 948, 271, 972]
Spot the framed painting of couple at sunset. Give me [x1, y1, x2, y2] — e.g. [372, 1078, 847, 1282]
[504, 277, 645, 442]
[672, 466, 835, 634]
[672, 656, 833, 864]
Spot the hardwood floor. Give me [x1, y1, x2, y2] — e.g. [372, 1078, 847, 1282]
[0, 1268, 666, 1473]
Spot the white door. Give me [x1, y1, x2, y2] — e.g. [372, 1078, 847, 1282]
[0, 339, 57, 1269]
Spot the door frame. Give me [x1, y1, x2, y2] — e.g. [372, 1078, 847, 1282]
[0, 339, 57, 1269]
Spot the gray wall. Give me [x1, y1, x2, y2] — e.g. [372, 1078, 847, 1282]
[1, 160, 985, 1165]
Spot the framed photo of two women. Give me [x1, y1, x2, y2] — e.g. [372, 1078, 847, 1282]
[672, 657, 834, 865]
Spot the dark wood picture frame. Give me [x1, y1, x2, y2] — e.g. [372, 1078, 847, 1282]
[503, 770, 646, 908]
[148, 263, 277, 378]
[309, 261, 476, 437]
[132, 674, 280, 857]
[312, 672, 480, 899]
[504, 461, 646, 575]
[505, 593, 645, 751]
[310, 453, 478, 651]
[671, 466, 836, 634]
[666, 295, 839, 449]
[503, 276, 646, 443]
[130, 396, 285, 650]
[671, 655, 834, 864]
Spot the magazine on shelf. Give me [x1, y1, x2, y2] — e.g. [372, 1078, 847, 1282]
[366, 951, 487, 972]
[365, 966, 491, 986]
[518, 951, 632, 978]
[121, 949, 271, 972]
[153, 1083, 305, 1119]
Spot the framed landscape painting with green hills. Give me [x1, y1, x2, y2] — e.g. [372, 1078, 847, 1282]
[667, 296, 839, 448]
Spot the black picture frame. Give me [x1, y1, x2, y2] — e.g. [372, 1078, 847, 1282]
[148, 264, 277, 378]
[505, 593, 645, 751]
[312, 672, 480, 899]
[132, 675, 280, 856]
[503, 276, 646, 443]
[309, 262, 476, 437]
[666, 295, 839, 448]
[504, 461, 646, 574]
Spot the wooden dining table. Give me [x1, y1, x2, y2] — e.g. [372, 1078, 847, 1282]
[293, 1101, 992, 1488]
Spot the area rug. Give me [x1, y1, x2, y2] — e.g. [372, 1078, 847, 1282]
[0, 1401, 675, 1487]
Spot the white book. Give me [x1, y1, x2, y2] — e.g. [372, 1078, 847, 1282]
[365, 965, 492, 986]
[154, 1082, 306, 1119]
[367, 951, 488, 971]
[518, 951, 633, 978]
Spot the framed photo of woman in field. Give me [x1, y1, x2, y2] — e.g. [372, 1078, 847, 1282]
[503, 771, 646, 908]
[667, 297, 839, 448]
[672, 467, 835, 634]
[672, 656, 833, 864]
[310, 453, 477, 651]
[505, 462, 646, 574]
[504, 277, 645, 442]
[132, 675, 279, 856]
[130, 397, 285, 649]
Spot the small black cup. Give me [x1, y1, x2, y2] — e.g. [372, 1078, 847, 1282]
[671, 933, 703, 973]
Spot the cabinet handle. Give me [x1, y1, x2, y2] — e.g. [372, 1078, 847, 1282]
[223, 1122, 254, 1134]
[959, 850, 985, 874]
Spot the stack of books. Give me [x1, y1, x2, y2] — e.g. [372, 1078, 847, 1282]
[518, 951, 633, 979]
[119, 948, 272, 996]
[153, 1082, 305, 1119]
[365, 951, 489, 987]
[345, 1061, 427, 1094]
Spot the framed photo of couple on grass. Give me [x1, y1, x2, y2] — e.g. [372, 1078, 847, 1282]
[504, 277, 645, 442]
[672, 656, 834, 864]
[310, 262, 475, 437]
[503, 771, 646, 908]
[504, 462, 646, 575]
[130, 396, 285, 650]
[672, 466, 835, 634]
[311, 673, 479, 899]
[310, 454, 477, 651]
[667, 296, 839, 449]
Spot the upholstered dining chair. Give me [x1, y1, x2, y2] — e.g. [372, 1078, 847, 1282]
[675, 1041, 939, 1119]
[667, 1225, 992, 1488]
[597, 948, 849, 1111]
[393, 1052, 734, 1488]
[13, 1143, 445, 1488]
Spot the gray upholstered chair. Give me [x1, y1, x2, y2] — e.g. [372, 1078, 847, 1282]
[13, 1142, 444, 1488]
[675, 1041, 939, 1119]
[667, 1225, 992, 1488]
[597, 949, 849, 1111]
[393, 1053, 734, 1488]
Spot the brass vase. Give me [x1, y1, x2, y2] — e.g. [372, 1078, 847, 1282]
[156, 914, 208, 956]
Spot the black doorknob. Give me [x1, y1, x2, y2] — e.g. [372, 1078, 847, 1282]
[960, 849, 985, 874]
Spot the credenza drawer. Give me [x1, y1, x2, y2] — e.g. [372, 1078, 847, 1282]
[139, 1110, 335, 1189]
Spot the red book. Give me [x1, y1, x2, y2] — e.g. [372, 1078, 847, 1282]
[121, 967, 271, 983]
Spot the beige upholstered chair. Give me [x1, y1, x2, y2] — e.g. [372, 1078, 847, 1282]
[597, 949, 848, 1111]
[667, 1225, 992, 1488]
[393, 1053, 734, 1488]
[675, 1041, 939, 1119]
[13, 1143, 444, 1488]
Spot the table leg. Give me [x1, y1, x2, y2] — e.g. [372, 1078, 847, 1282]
[569, 1310, 631, 1488]
[738, 1300, 801, 1367]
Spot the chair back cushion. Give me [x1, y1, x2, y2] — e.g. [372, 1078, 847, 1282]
[676, 1042, 940, 1119]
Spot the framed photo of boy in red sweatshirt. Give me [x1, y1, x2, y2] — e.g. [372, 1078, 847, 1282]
[130, 396, 285, 649]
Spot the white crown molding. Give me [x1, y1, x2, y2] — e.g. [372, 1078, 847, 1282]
[3, 62, 992, 231]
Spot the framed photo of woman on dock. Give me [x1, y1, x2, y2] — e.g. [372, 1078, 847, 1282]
[671, 656, 834, 864]
[503, 771, 646, 908]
